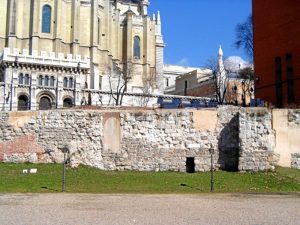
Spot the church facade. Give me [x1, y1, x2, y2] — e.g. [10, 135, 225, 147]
[0, 0, 164, 110]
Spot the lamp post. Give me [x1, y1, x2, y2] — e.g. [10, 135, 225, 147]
[209, 148, 215, 192]
[61, 146, 69, 192]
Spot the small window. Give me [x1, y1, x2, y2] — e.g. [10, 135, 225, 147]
[166, 78, 169, 87]
[50, 76, 55, 87]
[69, 77, 74, 88]
[18, 73, 24, 84]
[42, 5, 51, 33]
[133, 36, 141, 59]
[184, 80, 188, 96]
[44, 75, 49, 86]
[63, 77, 68, 88]
[24, 74, 30, 85]
[99, 76, 102, 90]
[38, 75, 43, 86]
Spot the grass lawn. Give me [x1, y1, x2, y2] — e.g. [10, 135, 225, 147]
[0, 163, 299, 194]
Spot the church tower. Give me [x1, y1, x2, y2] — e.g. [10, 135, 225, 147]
[0, 0, 165, 110]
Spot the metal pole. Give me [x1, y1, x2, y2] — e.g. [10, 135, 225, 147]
[62, 152, 66, 192]
[210, 150, 214, 192]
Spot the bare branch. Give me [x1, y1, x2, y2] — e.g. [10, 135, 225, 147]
[234, 14, 253, 60]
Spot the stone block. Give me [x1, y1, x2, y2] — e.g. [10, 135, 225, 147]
[186, 143, 201, 149]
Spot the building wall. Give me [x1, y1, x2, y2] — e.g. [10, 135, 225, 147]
[0, 106, 286, 172]
[163, 65, 199, 93]
[253, 0, 300, 107]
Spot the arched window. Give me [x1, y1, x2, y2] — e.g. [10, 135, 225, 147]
[24, 74, 30, 85]
[39, 96, 52, 110]
[44, 75, 49, 86]
[38, 75, 43, 86]
[18, 95, 29, 111]
[69, 77, 74, 88]
[18, 73, 24, 84]
[63, 98, 73, 108]
[133, 36, 140, 59]
[42, 5, 51, 33]
[50, 76, 55, 87]
[63, 77, 68, 88]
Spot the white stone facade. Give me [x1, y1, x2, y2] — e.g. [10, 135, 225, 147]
[0, 0, 165, 111]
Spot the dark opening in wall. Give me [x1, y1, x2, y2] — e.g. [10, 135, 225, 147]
[186, 157, 195, 173]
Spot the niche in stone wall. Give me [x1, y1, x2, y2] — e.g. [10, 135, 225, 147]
[186, 157, 195, 173]
[103, 113, 121, 153]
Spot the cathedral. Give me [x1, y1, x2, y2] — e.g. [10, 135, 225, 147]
[0, 0, 164, 110]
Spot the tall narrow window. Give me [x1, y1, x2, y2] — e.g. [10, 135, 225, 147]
[44, 75, 49, 86]
[275, 57, 283, 108]
[38, 75, 43, 86]
[166, 78, 169, 87]
[24, 74, 30, 85]
[63, 77, 68, 88]
[42, 5, 51, 33]
[69, 77, 74, 88]
[184, 80, 188, 96]
[99, 76, 102, 90]
[133, 36, 141, 59]
[286, 53, 295, 104]
[18, 73, 24, 84]
[97, 18, 101, 45]
[50, 76, 55, 87]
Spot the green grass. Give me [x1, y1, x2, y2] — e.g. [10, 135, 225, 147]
[0, 163, 299, 193]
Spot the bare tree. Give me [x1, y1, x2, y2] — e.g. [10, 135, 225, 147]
[225, 67, 255, 107]
[107, 61, 133, 106]
[135, 67, 156, 107]
[206, 57, 230, 105]
[234, 14, 253, 60]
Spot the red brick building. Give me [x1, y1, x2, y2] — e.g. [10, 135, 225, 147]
[253, 0, 300, 107]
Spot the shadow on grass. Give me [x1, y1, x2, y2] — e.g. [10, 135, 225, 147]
[41, 186, 60, 192]
[180, 183, 203, 191]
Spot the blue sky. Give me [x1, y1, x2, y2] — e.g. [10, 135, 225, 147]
[148, 0, 252, 67]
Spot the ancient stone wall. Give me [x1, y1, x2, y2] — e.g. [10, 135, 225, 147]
[0, 107, 292, 172]
[239, 108, 278, 171]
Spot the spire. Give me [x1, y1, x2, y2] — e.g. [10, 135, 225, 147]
[155, 11, 162, 35]
[156, 11, 161, 25]
[217, 45, 225, 72]
[218, 45, 223, 57]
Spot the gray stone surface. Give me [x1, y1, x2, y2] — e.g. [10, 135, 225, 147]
[0, 194, 299, 225]
[288, 109, 300, 126]
[0, 107, 291, 171]
[239, 108, 278, 171]
[291, 153, 300, 169]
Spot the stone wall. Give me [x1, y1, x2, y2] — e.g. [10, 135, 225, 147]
[239, 108, 278, 171]
[273, 109, 300, 168]
[0, 107, 292, 172]
[289, 110, 300, 169]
